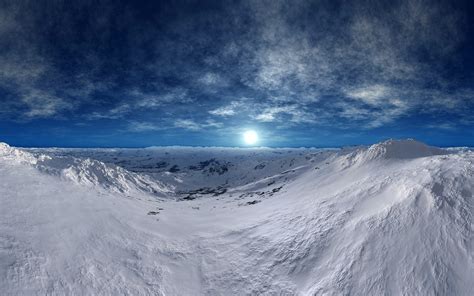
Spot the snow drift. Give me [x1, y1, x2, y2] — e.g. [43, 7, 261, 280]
[0, 140, 473, 295]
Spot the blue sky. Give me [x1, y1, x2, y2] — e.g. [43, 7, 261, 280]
[0, 0, 473, 147]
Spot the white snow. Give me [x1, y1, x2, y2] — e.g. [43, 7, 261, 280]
[1, 140, 473, 295]
[2, 144, 173, 198]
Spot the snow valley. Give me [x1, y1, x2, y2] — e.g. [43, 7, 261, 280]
[0, 139, 473, 295]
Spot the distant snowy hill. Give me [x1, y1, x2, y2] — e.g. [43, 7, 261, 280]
[25, 145, 333, 195]
[1, 140, 473, 295]
[1, 143, 173, 198]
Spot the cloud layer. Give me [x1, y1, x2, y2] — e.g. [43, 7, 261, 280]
[0, 0, 473, 146]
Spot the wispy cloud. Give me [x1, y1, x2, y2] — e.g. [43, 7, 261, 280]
[425, 122, 457, 131]
[127, 121, 164, 132]
[346, 85, 391, 106]
[135, 88, 191, 108]
[0, 0, 472, 140]
[87, 88, 193, 120]
[209, 101, 244, 117]
[88, 104, 131, 120]
[22, 90, 73, 118]
[254, 105, 316, 124]
[174, 119, 223, 131]
[198, 72, 227, 87]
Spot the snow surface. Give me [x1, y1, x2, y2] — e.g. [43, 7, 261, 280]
[1, 140, 473, 295]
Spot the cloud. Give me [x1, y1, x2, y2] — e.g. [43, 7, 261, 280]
[338, 84, 412, 128]
[367, 99, 410, 128]
[0, 0, 472, 137]
[201, 0, 468, 132]
[86, 88, 193, 120]
[421, 89, 474, 113]
[135, 88, 191, 108]
[337, 102, 370, 121]
[425, 122, 457, 131]
[209, 101, 244, 117]
[174, 119, 223, 131]
[127, 121, 164, 132]
[198, 72, 226, 86]
[22, 90, 73, 118]
[254, 105, 316, 124]
[87, 104, 131, 120]
[253, 46, 309, 91]
[0, 2, 76, 121]
[346, 85, 391, 106]
[0, 55, 47, 87]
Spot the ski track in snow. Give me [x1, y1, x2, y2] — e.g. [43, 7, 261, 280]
[0, 140, 473, 295]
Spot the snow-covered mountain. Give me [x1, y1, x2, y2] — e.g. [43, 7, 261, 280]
[25, 145, 332, 193]
[1, 140, 473, 295]
[1, 143, 173, 198]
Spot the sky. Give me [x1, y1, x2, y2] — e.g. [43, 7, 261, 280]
[0, 0, 473, 147]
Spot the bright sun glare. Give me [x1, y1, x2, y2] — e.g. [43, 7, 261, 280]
[243, 130, 258, 145]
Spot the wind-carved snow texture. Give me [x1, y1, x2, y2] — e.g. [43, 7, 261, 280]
[1, 140, 473, 295]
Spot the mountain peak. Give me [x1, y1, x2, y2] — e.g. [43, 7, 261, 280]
[0, 142, 11, 153]
[366, 139, 447, 160]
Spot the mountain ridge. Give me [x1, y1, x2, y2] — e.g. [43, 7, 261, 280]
[1, 139, 473, 294]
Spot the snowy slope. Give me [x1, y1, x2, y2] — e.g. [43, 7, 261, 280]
[1, 140, 473, 295]
[2, 143, 173, 198]
[26, 146, 333, 193]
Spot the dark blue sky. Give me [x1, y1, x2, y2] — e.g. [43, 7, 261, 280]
[0, 0, 473, 147]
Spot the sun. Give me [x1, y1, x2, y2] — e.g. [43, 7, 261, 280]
[243, 130, 258, 145]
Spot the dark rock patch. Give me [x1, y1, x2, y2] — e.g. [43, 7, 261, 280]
[246, 200, 261, 205]
[168, 165, 180, 173]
